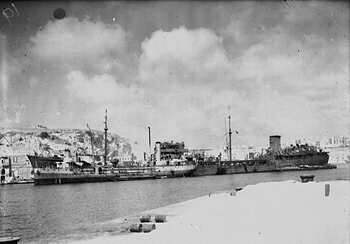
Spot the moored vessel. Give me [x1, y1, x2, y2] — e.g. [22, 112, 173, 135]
[28, 141, 197, 185]
[28, 150, 120, 185]
[28, 110, 119, 185]
[193, 116, 335, 176]
[266, 135, 331, 169]
[28, 111, 197, 185]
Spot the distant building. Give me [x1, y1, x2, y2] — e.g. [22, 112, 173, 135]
[292, 136, 349, 149]
[33, 125, 48, 129]
[113, 155, 135, 163]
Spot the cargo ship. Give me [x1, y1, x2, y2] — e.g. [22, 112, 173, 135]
[27, 110, 120, 185]
[28, 141, 197, 185]
[27, 150, 121, 185]
[214, 135, 333, 175]
[193, 116, 334, 176]
[28, 111, 197, 185]
[194, 136, 334, 176]
[265, 135, 332, 169]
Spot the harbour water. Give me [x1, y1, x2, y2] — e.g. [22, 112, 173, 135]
[0, 163, 349, 244]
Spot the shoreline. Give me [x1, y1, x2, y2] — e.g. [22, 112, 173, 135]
[67, 179, 350, 244]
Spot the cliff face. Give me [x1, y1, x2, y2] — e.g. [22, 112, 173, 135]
[0, 127, 133, 180]
[0, 127, 132, 159]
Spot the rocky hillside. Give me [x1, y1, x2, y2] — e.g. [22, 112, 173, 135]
[0, 126, 133, 160]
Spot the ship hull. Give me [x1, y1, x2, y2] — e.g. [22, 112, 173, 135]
[33, 175, 115, 185]
[193, 159, 277, 176]
[32, 164, 197, 185]
[154, 165, 197, 178]
[193, 166, 218, 176]
[32, 168, 119, 185]
[193, 163, 219, 176]
[193, 153, 332, 176]
[118, 175, 156, 181]
[273, 152, 330, 168]
[218, 160, 278, 174]
[114, 164, 197, 179]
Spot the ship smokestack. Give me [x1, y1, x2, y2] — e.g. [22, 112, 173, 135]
[155, 141, 161, 165]
[269, 135, 281, 154]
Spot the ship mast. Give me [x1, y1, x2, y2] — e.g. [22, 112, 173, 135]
[104, 109, 108, 166]
[86, 124, 95, 166]
[148, 127, 152, 159]
[224, 118, 227, 159]
[228, 115, 232, 162]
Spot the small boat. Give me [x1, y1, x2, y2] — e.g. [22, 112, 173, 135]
[155, 176, 167, 179]
[0, 237, 21, 244]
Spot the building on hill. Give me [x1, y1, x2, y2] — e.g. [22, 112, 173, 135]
[0, 155, 32, 182]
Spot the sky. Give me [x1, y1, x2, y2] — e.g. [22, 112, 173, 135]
[0, 1, 349, 156]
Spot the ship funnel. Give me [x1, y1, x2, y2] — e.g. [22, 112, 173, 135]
[269, 135, 281, 154]
[155, 141, 161, 165]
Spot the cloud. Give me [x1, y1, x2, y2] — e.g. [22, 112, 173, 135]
[27, 17, 128, 72]
[135, 26, 239, 149]
[66, 70, 143, 105]
[29, 76, 39, 87]
[220, 8, 253, 44]
[64, 70, 150, 150]
[139, 26, 230, 85]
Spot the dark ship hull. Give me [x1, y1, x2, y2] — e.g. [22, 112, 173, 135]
[193, 163, 219, 176]
[193, 135, 335, 176]
[194, 159, 278, 176]
[30, 164, 196, 185]
[32, 170, 118, 185]
[273, 152, 330, 167]
[194, 153, 332, 176]
[217, 159, 277, 174]
[272, 152, 336, 171]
